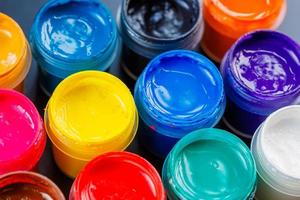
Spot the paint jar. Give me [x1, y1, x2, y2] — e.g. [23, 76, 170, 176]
[251, 106, 300, 200]
[45, 71, 138, 178]
[70, 152, 166, 200]
[0, 171, 65, 199]
[135, 50, 225, 158]
[0, 13, 31, 92]
[0, 89, 46, 175]
[201, 0, 287, 62]
[221, 30, 300, 138]
[163, 128, 257, 200]
[30, 0, 120, 95]
[119, 0, 204, 80]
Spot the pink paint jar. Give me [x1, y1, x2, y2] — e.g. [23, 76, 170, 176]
[0, 89, 46, 175]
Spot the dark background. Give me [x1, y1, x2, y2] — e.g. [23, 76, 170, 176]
[1, 0, 300, 198]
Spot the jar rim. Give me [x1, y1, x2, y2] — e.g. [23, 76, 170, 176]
[0, 171, 65, 200]
[30, 0, 118, 71]
[0, 89, 45, 173]
[71, 152, 166, 200]
[45, 71, 138, 159]
[164, 128, 257, 199]
[121, 0, 202, 43]
[251, 105, 300, 196]
[136, 50, 225, 137]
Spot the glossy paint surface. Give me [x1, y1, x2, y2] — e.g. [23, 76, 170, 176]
[231, 31, 300, 98]
[0, 90, 45, 174]
[48, 71, 136, 145]
[71, 152, 165, 200]
[36, 0, 114, 61]
[136, 50, 224, 135]
[0, 171, 65, 200]
[163, 129, 256, 199]
[126, 0, 199, 39]
[0, 13, 26, 75]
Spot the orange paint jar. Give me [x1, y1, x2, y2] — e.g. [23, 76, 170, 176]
[201, 0, 287, 62]
[0, 13, 31, 92]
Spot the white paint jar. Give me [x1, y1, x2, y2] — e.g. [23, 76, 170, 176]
[251, 105, 300, 200]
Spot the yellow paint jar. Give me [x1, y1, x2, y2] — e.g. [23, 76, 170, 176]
[45, 71, 138, 178]
[0, 13, 31, 92]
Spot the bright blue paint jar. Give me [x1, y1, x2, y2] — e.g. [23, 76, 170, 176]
[134, 50, 226, 158]
[30, 0, 120, 95]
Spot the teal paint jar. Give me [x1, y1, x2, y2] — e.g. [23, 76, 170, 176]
[30, 0, 120, 95]
[162, 128, 257, 200]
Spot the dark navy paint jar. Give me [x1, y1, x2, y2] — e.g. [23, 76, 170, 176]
[134, 50, 226, 158]
[30, 0, 120, 95]
[119, 0, 204, 80]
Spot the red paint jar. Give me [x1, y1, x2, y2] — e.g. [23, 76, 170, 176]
[0, 171, 65, 199]
[0, 89, 46, 175]
[69, 152, 166, 200]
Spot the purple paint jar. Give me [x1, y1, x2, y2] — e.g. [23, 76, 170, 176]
[221, 30, 300, 138]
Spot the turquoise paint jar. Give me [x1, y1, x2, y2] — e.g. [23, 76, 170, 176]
[134, 50, 225, 158]
[162, 128, 257, 200]
[30, 0, 120, 95]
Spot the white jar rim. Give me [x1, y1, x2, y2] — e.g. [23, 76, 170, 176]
[251, 105, 300, 197]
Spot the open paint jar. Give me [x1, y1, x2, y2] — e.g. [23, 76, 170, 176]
[0, 171, 65, 199]
[30, 0, 120, 95]
[135, 50, 225, 158]
[70, 152, 166, 200]
[0, 13, 31, 92]
[119, 0, 203, 80]
[45, 71, 138, 178]
[221, 30, 300, 138]
[251, 106, 300, 200]
[201, 0, 286, 62]
[0, 89, 46, 175]
[163, 128, 257, 200]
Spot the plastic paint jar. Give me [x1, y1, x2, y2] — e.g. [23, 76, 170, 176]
[221, 30, 300, 138]
[163, 128, 257, 200]
[119, 0, 204, 80]
[70, 152, 166, 200]
[30, 0, 120, 95]
[0, 171, 65, 200]
[135, 50, 225, 158]
[0, 13, 32, 92]
[251, 106, 300, 200]
[201, 0, 286, 62]
[0, 89, 46, 175]
[45, 71, 138, 178]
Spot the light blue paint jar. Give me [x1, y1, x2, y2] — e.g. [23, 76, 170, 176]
[134, 50, 226, 158]
[30, 0, 120, 95]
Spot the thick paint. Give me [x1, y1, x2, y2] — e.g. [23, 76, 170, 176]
[222, 31, 300, 137]
[36, 0, 113, 61]
[138, 50, 224, 131]
[231, 31, 300, 98]
[0, 13, 25, 75]
[214, 0, 282, 20]
[0, 90, 40, 162]
[0, 172, 65, 200]
[163, 129, 256, 199]
[261, 106, 300, 179]
[72, 152, 165, 200]
[201, 0, 286, 62]
[49, 71, 136, 143]
[126, 0, 198, 39]
[175, 140, 252, 198]
[135, 50, 225, 157]
[0, 183, 53, 200]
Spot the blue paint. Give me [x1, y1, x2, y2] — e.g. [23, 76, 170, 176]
[135, 50, 226, 157]
[30, 0, 119, 95]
